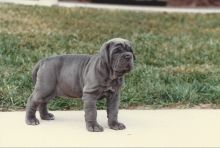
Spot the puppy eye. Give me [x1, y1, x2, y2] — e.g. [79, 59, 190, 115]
[114, 48, 123, 54]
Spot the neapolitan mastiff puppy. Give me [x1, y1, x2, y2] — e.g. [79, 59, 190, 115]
[25, 38, 135, 132]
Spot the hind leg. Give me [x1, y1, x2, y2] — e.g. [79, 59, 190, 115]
[26, 61, 57, 125]
[39, 102, 55, 120]
[25, 92, 55, 125]
[25, 82, 56, 125]
[25, 94, 40, 125]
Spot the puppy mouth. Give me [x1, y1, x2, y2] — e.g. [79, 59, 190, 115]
[113, 57, 133, 77]
[115, 71, 125, 77]
[115, 68, 131, 77]
[126, 63, 133, 70]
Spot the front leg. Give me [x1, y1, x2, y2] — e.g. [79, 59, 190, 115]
[107, 93, 126, 130]
[83, 98, 103, 132]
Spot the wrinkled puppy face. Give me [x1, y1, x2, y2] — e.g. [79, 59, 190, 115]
[100, 38, 135, 78]
[110, 39, 134, 77]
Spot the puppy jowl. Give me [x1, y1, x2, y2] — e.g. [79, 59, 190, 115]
[25, 38, 135, 132]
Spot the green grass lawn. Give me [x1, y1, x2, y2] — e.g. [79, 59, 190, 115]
[0, 4, 220, 111]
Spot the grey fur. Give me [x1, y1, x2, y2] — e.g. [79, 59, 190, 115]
[25, 38, 135, 132]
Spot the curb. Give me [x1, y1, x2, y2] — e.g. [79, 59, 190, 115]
[0, 0, 220, 13]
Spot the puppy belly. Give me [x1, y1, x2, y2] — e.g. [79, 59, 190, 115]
[56, 83, 83, 98]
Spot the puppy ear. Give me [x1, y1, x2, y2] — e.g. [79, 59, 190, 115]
[100, 41, 111, 66]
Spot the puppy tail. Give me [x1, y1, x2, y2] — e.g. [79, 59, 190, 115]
[32, 60, 42, 85]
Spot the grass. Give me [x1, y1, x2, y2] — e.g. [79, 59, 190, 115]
[0, 4, 220, 111]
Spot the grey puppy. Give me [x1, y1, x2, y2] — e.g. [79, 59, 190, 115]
[25, 38, 135, 132]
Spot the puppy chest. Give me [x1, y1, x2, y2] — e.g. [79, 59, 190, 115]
[103, 87, 116, 98]
[101, 79, 122, 98]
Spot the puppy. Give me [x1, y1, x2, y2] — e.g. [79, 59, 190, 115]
[25, 38, 135, 132]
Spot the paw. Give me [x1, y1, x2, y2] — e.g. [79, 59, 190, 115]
[40, 113, 55, 120]
[108, 121, 126, 130]
[86, 121, 104, 132]
[26, 117, 40, 125]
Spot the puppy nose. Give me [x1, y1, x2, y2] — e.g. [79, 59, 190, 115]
[124, 54, 132, 60]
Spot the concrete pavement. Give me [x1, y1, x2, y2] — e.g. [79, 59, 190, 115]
[0, 110, 220, 147]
